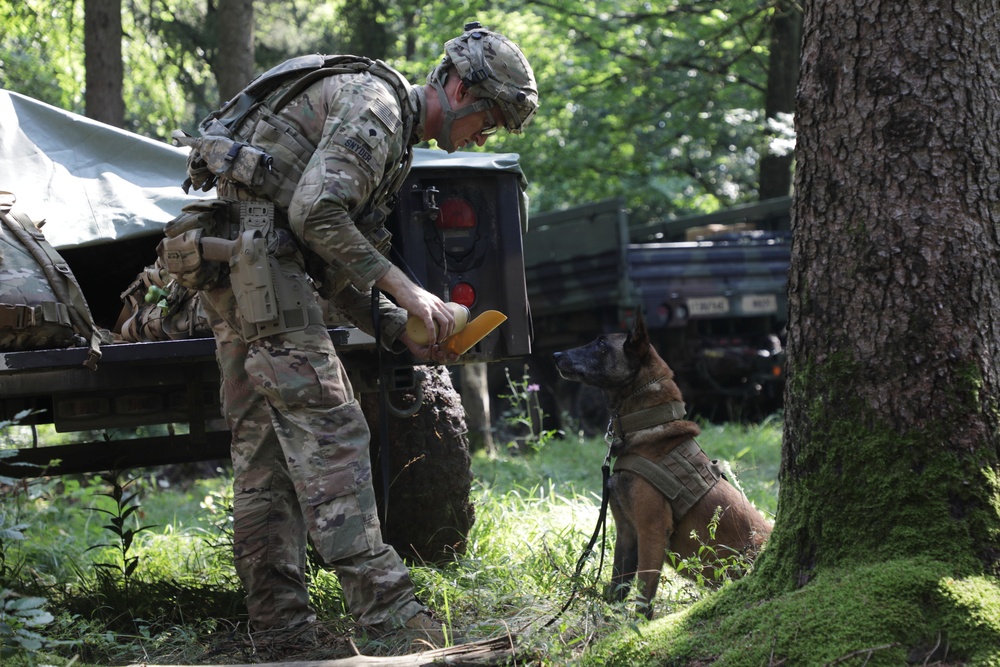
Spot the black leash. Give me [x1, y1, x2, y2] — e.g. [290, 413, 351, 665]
[543, 443, 614, 628]
[371, 287, 392, 540]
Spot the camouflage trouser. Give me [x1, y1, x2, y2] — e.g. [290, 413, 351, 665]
[200, 255, 423, 631]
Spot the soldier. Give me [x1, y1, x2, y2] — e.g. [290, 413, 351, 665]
[166, 23, 537, 644]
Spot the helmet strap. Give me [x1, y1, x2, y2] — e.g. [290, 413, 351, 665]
[430, 77, 493, 152]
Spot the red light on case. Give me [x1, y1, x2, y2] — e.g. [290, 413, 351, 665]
[436, 198, 477, 228]
[450, 282, 476, 307]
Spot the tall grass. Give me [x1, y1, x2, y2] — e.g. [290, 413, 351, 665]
[1, 419, 782, 666]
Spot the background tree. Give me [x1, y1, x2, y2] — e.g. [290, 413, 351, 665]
[758, 0, 799, 199]
[84, 0, 124, 126]
[339, 0, 391, 59]
[211, 0, 256, 104]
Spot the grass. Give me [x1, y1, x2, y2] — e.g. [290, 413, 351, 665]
[0, 418, 783, 666]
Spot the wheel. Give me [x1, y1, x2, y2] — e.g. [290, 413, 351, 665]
[359, 365, 474, 564]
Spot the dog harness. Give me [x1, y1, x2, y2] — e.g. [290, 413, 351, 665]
[610, 400, 724, 520]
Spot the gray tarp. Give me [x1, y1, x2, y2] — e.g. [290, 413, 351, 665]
[0, 89, 523, 249]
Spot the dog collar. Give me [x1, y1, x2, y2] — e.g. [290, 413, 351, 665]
[607, 400, 687, 445]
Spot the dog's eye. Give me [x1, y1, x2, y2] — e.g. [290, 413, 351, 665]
[597, 336, 608, 351]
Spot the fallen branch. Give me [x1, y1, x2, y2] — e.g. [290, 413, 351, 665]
[126, 636, 517, 667]
[822, 643, 901, 666]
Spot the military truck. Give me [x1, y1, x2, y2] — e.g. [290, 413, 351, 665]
[502, 197, 791, 434]
[0, 90, 531, 562]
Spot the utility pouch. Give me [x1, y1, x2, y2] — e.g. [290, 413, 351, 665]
[172, 130, 273, 190]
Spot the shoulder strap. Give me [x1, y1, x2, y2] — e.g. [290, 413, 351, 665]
[0, 207, 104, 369]
[204, 55, 413, 140]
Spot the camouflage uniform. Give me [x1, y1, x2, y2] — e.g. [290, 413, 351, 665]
[200, 68, 425, 631]
[169, 23, 539, 634]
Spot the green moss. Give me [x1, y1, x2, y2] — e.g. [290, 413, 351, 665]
[583, 559, 1000, 666]
[759, 355, 1000, 593]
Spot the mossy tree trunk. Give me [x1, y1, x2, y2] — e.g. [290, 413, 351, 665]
[756, 0, 1000, 593]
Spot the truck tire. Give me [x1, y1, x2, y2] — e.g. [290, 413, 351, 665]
[359, 365, 474, 564]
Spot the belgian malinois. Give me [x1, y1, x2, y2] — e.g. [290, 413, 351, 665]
[553, 311, 772, 618]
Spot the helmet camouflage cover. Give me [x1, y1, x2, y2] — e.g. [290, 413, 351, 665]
[433, 21, 539, 133]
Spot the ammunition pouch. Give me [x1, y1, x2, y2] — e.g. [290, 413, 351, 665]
[157, 199, 232, 290]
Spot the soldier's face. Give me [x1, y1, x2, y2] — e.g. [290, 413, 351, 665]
[449, 108, 500, 150]
[444, 84, 503, 152]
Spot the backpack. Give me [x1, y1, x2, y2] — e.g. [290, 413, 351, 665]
[0, 192, 104, 368]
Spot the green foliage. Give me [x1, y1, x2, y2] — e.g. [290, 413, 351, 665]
[0, 412, 69, 662]
[0, 0, 784, 217]
[0, 420, 780, 664]
[462, 1, 774, 218]
[0, 0, 85, 112]
[0, 592, 58, 657]
[496, 364, 560, 452]
[84, 473, 159, 600]
[667, 505, 758, 589]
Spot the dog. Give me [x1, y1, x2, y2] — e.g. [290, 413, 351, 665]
[553, 311, 772, 618]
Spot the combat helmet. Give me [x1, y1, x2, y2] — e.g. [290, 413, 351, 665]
[429, 21, 539, 150]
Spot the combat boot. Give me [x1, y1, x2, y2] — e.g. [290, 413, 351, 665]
[401, 608, 451, 646]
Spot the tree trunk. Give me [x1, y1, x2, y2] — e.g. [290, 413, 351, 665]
[758, 0, 801, 200]
[84, 0, 124, 127]
[340, 0, 391, 59]
[214, 0, 256, 104]
[459, 363, 495, 453]
[758, 0, 1000, 592]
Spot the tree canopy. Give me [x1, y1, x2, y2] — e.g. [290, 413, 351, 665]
[0, 0, 790, 220]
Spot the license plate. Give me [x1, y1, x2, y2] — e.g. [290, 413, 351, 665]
[741, 294, 778, 314]
[687, 296, 730, 316]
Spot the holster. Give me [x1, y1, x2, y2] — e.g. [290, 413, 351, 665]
[226, 201, 312, 342]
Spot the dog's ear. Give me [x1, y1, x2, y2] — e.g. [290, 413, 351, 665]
[624, 309, 651, 360]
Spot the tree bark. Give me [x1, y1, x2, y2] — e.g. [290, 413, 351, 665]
[758, 0, 1000, 592]
[84, 0, 124, 127]
[758, 0, 801, 200]
[459, 363, 496, 453]
[214, 0, 256, 104]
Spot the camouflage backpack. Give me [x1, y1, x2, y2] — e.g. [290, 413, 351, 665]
[116, 260, 211, 342]
[0, 192, 104, 368]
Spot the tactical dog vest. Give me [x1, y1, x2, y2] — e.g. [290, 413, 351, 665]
[614, 438, 723, 521]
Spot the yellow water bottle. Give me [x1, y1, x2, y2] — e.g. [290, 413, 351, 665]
[405, 302, 470, 345]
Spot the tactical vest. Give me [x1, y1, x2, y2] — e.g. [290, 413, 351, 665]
[200, 55, 416, 231]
